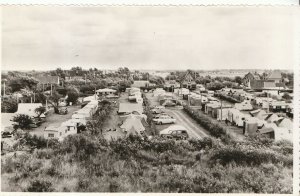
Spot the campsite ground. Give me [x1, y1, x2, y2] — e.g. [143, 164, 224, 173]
[145, 92, 210, 139]
[29, 104, 82, 137]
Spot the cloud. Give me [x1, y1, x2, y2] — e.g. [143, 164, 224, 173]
[1, 6, 297, 71]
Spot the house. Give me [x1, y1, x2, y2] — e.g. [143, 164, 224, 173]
[242, 72, 261, 88]
[118, 103, 143, 115]
[120, 115, 145, 137]
[266, 71, 282, 83]
[180, 71, 197, 90]
[16, 103, 44, 118]
[34, 75, 60, 85]
[269, 101, 289, 112]
[61, 119, 78, 135]
[132, 80, 154, 88]
[96, 88, 117, 97]
[44, 125, 65, 140]
[164, 80, 180, 92]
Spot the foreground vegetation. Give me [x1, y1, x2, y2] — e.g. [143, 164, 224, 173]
[1, 131, 292, 193]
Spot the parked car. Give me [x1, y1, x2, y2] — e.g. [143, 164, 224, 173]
[153, 115, 176, 125]
[1, 131, 13, 138]
[151, 106, 165, 114]
[159, 125, 189, 140]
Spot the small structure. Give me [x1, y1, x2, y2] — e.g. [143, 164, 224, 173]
[61, 119, 78, 135]
[16, 103, 44, 118]
[44, 125, 65, 140]
[276, 118, 293, 132]
[1, 113, 15, 133]
[234, 100, 253, 111]
[118, 103, 143, 115]
[96, 88, 117, 97]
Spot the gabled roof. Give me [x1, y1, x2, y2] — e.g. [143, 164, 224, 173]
[16, 103, 43, 117]
[118, 103, 143, 114]
[34, 75, 59, 84]
[267, 71, 282, 80]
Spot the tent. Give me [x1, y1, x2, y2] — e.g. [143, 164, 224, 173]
[274, 127, 292, 142]
[243, 117, 259, 136]
[264, 113, 280, 123]
[276, 118, 293, 132]
[16, 103, 44, 118]
[120, 115, 145, 136]
[249, 109, 267, 120]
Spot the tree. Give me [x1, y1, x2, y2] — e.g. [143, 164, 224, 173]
[66, 87, 79, 105]
[8, 77, 38, 92]
[234, 76, 242, 85]
[34, 106, 46, 118]
[48, 91, 62, 114]
[1, 99, 18, 113]
[12, 114, 33, 130]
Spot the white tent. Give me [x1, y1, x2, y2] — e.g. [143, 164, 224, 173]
[277, 118, 293, 132]
[120, 115, 145, 135]
[274, 127, 292, 142]
[16, 103, 44, 118]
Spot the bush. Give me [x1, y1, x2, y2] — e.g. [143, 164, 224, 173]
[210, 147, 292, 167]
[27, 179, 54, 192]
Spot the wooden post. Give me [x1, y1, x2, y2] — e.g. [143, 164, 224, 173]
[50, 84, 53, 96]
[220, 99, 223, 121]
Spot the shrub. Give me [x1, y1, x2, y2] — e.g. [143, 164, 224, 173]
[27, 179, 54, 192]
[183, 105, 227, 138]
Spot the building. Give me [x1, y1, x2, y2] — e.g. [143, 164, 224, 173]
[96, 88, 117, 97]
[242, 72, 261, 88]
[180, 71, 197, 90]
[118, 103, 143, 115]
[266, 71, 282, 83]
[164, 80, 180, 92]
[16, 103, 45, 118]
[34, 75, 60, 85]
[132, 80, 155, 88]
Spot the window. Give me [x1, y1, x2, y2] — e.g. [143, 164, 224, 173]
[48, 133, 54, 137]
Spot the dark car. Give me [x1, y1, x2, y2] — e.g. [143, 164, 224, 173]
[170, 130, 189, 140]
[1, 132, 13, 138]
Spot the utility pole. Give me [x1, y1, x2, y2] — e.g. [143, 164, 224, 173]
[33, 93, 36, 103]
[3, 81, 5, 96]
[220, 99, 223, 121]
[50, 84, 53, 96]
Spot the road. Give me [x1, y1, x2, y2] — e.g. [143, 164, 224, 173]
[165, 108, 209, 139]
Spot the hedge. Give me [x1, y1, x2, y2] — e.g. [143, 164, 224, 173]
[215, 94, 241, 103]
[183, 105, 227, 138]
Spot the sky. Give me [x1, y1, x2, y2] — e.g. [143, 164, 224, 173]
[1, 6, 298, 71]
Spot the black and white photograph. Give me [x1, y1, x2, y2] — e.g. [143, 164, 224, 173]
[0, 5, 298, 193]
